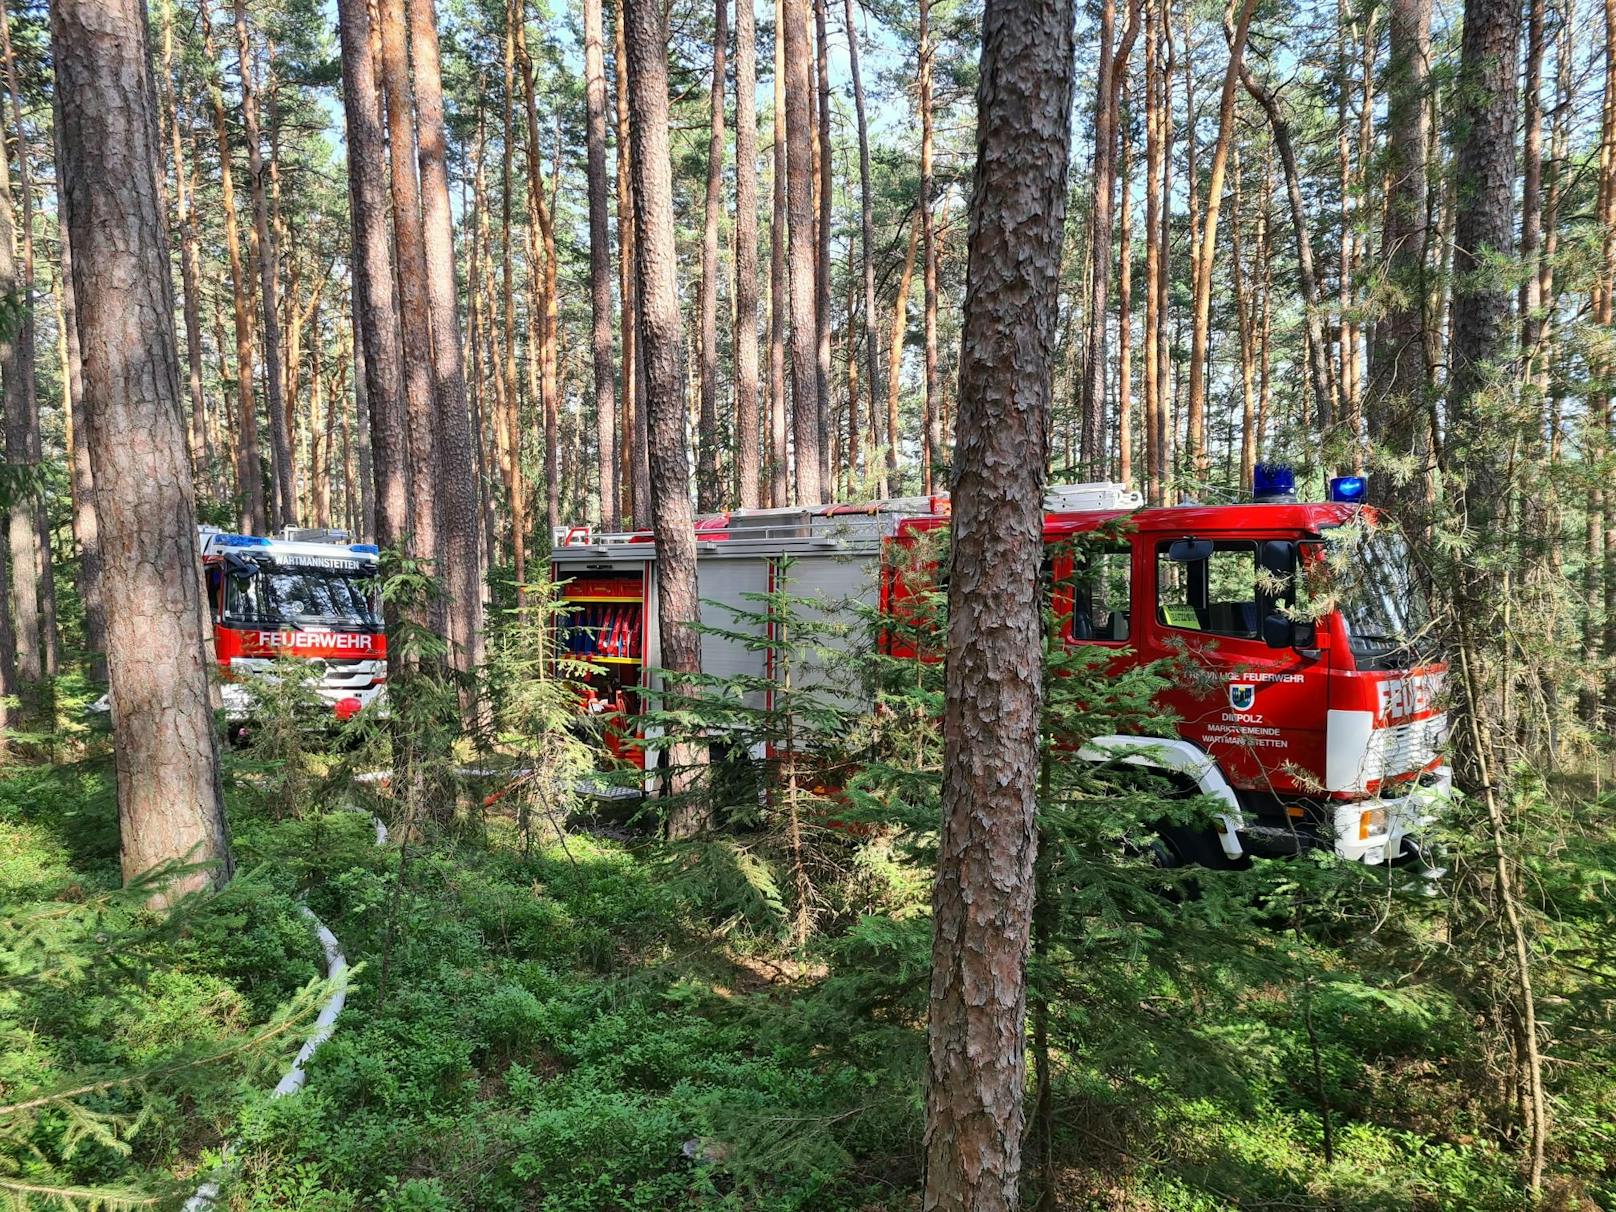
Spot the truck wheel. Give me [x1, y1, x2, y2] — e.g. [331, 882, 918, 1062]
[1154, 822, 1247, 871]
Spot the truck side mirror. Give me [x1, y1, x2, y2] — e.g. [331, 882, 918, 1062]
[1166, 537, 1213, 563]
[1262, 611, 1316, 650]
[1259, 540, 1295, 579]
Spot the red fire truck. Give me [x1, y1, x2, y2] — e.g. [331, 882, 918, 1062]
[550, 474, 1450, 868]
[199, 527, 387, 722]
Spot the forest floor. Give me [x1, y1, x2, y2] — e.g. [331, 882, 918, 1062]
[3, 724, 1611, 1210]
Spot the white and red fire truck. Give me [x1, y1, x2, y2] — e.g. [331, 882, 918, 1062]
[198, 527, 387, 722]
[551, 473, 1450, 868]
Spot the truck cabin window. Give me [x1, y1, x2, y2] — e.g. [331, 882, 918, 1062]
[1063, 545, 1131, 642]
[1156, 540, 1290, 638]
[224, 565, 381, 630]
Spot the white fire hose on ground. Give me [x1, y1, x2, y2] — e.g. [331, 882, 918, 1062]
[183, 812, 388, 1211]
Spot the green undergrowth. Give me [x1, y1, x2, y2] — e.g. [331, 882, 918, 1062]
[4, 754, 1611, 1210]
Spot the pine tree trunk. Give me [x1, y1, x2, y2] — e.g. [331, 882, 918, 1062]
[624, 0, 708, 835]
[54, 0, 231, 904]
[843, 0, 881, 496]
[769, 0, 790, 507]
[1117, 95, 1134, 487]
[1143, 0, 1163, 503]
[200, 3, 264, 533]
[813, 0, 834, 498]
[584, 0, 620, 528]
[234, 0, 295, 528]
[918, 0, 939, 495]
[156, 2, 211, 486]
[409, 0, 484, 671]
[518, 19, 561, 537]
[0, 12, 41, 707]
[887, 215, 918, 491]
[1185, 0, 1259, 478]
[53, 104, 105, 679]
[922, 0, 1074, 1203]
[697, 0, 728, 511]
[614, 0, 650, 526]
[734, 0, 762, 509]
[782, 0, 821, 503]
[377, 0, 442, 608]
[1237, 58, 1336, 433]
[1365, 0, 1431, 514]
[337, 0, 409, 560]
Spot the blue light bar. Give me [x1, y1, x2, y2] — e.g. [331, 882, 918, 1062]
[215, 533, 271, 547]
[349, 543, 380, 554]
[1252, 462, 1296, 502]
[1328, 475, 1367, 503]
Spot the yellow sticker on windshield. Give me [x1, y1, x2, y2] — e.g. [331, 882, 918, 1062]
[1162, 603, 1201, 630]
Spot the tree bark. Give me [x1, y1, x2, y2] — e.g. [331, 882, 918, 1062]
[1236, 58, 1337, 434]
[918, 0, 939, 494]
[734, 0, 762, 508]
[54, 0, 231, 903]
[814, 0, 834, 497]
[769, 0, 790, 506]
[1143, 0, 1163, 503]
[1184, 0, 1259, 478]
[517, 19, 561, 537]
[922, 0, 1074, 1204]
[200, 2, 263, 533]
[1117, 95, 1134, 486]
[697, 0, 728, 511]
[0, 4, 40, 705]
[233, 0, 295, 528]
[1365, 0, 1432, 513]
[377, 0, 442, 603]
[624, 0, 708, 835]
[1449, 0, 1519, 536]
[615, 0, 650, 526]
[585, 0, 620, 528]
[844, 0, 881, 496]
[337, 0, 409, 565]
[887, 214, 919, 490]
[53, 101, 105, 680]
[409, 0, 484, 670]
[1077, 0, 1140, 477]
[783, 0, 821, 503]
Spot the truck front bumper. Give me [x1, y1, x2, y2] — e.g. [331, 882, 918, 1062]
[1331, 765, 1453, 865]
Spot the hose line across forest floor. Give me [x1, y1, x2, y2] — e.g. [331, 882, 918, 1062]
[183, 810, 389, 1211]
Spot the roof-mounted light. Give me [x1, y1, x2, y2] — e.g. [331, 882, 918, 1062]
[1252, 463, 1297, 503]
[215, 533, 271, 547]
[1328, 475, 1367, 503]
[349, 543, 380, 554]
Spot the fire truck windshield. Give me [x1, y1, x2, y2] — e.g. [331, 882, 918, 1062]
[224, 566, 381, 630]
[1307, 525, 1436, 670]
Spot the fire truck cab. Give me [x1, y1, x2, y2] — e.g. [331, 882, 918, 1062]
[199, 526, 387, 721]
[551, 478, 1450, 868]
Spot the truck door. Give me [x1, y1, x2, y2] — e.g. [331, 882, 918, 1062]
[1138, 534, 1325, 795]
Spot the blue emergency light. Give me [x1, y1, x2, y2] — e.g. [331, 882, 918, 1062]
[1328, 475, 1367, 503]
[1252, 463, 1297, 503]
[215, 533, 271, 547]
[349, 543, 380, 554]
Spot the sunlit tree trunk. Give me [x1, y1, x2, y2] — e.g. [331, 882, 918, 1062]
[734, 0, 762, 508]
[624, 0, 708, 834]
[1184, 0, 1259, 479]
[922, 0, 1074, 1202]
[410, 0, 484, 669]
[338, 0, 408, 565]
[54, 0, 231, 903]
[201, 6, 264, 533]
[697, 0, 728, 511]
[378, 0, 442, 615]
[918, 0, 939, 495]
[813, 0, 834, 497]
[1117, 94, 1134, 487]
[234, 0, 295, 527]
[584, 0, 620, 528]
[783, 0, 821, 503]
[769, 0, 790, 507]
